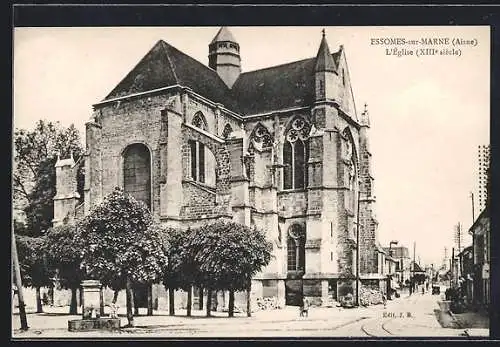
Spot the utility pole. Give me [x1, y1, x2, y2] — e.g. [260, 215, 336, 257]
[444, 247, 448, 268]
[458, 223, 462, 253]
[412, 241, 416, 294]
[471, 192, 475, 223]
[470, 192, 475, 296]
[449, 258, 452, 288]
[12, 235, 29, 330]
[451, 247, 455, 288]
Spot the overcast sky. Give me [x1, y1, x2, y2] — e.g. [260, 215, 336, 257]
[13, 26, 490, 267]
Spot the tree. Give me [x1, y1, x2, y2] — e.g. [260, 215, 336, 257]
[15, 235, 53, 313]
[13, 120, 84, 236]
[77, 188, 168, 327]
[162, 227, 194, 316]
[44, 224, 85, 314]
[23, 157, 57, 237]
[186, 220, 273, 317]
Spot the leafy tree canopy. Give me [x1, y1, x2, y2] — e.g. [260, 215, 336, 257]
[162, 227, 193, 290]
[186, 220, 273, 291]
[15, 234, 53, 288]
[44, 224, 85, 289]
[77, 188, 168, 290]
[13, 120, 84, 236]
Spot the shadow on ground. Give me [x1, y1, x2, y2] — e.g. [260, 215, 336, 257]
[434, 309, 459, 329]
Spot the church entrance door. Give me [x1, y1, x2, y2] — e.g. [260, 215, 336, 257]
[285, 279, 303, 306]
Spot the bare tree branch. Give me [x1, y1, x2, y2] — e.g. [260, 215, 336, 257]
[13, 175, 30, 200]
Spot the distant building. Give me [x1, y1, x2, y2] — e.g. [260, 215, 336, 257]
[383, 246, 411, 285]
[470, 207, 490, 309]
[382, 250, 400, 296]
[458, 245, 474, 305]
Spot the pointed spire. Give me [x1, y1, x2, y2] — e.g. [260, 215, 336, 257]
[360, 102, 370, 127]
[211, 26, 237, 44]
[315, 29, 336, 73]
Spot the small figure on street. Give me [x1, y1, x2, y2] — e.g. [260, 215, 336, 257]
[110, 302, 119, 319]
[382, 294, 387, 308]
[299, 297, 309, 317]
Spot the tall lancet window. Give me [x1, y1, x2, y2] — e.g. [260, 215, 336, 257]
[190, 112, 209, 184]
[283, 117, 310, 190]
[287, 224, 306, 272]
[123, 143, 151, 210]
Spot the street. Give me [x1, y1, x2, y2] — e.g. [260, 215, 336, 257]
[12, 291, 472, 338]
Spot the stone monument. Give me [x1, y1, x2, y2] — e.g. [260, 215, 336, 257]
[68, 279, 121, 332]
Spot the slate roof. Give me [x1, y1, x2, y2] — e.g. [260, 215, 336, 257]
[231, 50, 340, 115]
[101, 38, 342, 116]
[410, 261, 425, 273]
[103, 40, 238, 110]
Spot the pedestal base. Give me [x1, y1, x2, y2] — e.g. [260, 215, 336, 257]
[68, 318, 121, 332]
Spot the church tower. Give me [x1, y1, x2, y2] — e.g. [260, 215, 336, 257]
[208, 27, 241, 88]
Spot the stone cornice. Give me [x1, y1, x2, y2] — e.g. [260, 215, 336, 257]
[92, 84, 182, 108]
[243, 106, 309, 120]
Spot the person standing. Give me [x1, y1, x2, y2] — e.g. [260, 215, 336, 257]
[300, 297, 309, 317]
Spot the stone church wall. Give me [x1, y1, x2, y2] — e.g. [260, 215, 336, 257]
[91, 93, 175, 216]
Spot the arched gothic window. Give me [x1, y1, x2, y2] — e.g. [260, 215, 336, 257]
[287, 224, 306, 271]
[250, 123, 273, 150]
[222, 123, 233, 139]
[192, 112, 208, 131]
[189, 140, 205, 183]
[188, 109, 215, 186]
[123, 143, 151, 210]
[283, 117, 310, 190]
[189, 140, 216, 186]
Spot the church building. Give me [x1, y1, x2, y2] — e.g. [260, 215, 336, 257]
[53, 27, 384, 309]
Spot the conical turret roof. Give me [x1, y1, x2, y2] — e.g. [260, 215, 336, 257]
[315, 30, 336, 73]
[211, 26, 237, 44]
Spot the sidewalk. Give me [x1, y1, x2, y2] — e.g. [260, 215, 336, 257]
[12, 303, 384, 338]
[448, 309, 489, 337]
[385, 292, 464, 337]
[449, 310, 489, 329]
